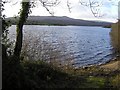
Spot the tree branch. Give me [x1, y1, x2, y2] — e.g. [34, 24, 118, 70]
[67, 0, 72, 13]
[39, 0, 60, 16]
[79, 0, 103, 17]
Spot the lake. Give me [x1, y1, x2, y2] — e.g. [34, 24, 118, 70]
[8, 25, 116, 68]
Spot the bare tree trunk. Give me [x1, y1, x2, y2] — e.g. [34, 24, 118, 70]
[14, 1, 30, 58]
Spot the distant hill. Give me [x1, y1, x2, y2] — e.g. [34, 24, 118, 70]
[5, 16, 112, 27]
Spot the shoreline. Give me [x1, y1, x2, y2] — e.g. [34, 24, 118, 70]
[77, 57, 120, 71]
[99, 57, 120, 70]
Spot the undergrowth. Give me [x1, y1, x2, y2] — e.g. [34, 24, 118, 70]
[2, 44, 120, 89]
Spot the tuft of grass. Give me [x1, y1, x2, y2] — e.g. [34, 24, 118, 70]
[110, 74, 120, 88]
[21, 60, 86, 88]
[85, 76, 106, 88]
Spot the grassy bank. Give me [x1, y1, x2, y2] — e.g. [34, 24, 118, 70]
[3, 55, 120, 89]
[100, 57, 120, 70]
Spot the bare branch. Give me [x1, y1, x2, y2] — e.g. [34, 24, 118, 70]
[39, 0, 60, 7]
[43, 4, 55, 16]
[12, 1, 18, 5]
[2, 0, 11, 3]
[39, 0, 60, 16]
[79, 0, 89, 6]
[79, 0, 103, 17]
[67, 0, 72, 13]
[89, 0, 98, 17]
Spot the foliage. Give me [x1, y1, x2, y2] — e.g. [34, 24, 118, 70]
[86, 76, 105, 88]
[13, 0, 60, 58]
[2, 56, 27, 88]
[1, 1, 14, 56]
[2, 0, 120, 89]
[13, 1, 31, 57]
[3, 57, 120, 88]
[110, 74, 120, 88]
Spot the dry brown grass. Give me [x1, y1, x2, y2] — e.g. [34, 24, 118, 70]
[100, 61, 120, 70]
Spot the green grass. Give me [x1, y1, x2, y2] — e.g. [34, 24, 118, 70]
[110, 74, 120, 88]
[21, 60, 88, 88]
[85, 76, 106, 88]
[3, 55, 120, 89]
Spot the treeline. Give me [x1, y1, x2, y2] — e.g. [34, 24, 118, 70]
[5, 16, 112, 26]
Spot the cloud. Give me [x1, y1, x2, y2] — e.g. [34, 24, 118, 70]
[2, 1, 21, 17]
[3, 0, 118, 22]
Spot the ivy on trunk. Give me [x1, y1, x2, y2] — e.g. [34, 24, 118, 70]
[14, 1, 30, 58]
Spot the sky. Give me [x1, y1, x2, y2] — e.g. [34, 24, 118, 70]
[2, 0, 120, 22]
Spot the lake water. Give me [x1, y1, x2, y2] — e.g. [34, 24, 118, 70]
[8, 25, 116, 68]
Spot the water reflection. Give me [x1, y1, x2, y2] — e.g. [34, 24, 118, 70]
[8, 25, 116, 68]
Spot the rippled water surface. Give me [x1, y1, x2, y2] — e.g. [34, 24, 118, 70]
[8, 25, 116, 67]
